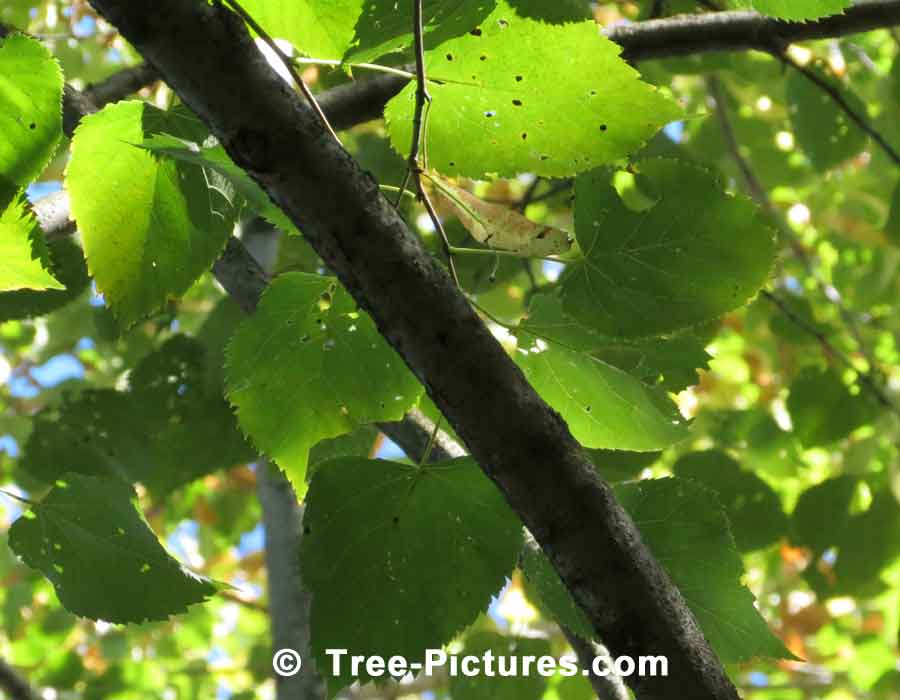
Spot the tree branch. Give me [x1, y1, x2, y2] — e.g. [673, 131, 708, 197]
[706, 76, 900, 418]
[0, 658, 37, 700]
[80, 2, 740, 698]
[83, 63, 159, 107]
[609, 1, 900, 61]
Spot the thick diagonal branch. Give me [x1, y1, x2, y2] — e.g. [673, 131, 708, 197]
[80, 2, 740, 698]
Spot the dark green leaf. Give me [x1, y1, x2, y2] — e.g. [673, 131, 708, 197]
[8, 473, 218, 622]
[22, 336, 255, 496]
[561, 159, 775, 337]
[672, 450, 787, 552]
[787, 366, 879, 447]
[301, 457, 523, 693]
[786, 64, 867, 170]
[791, 475, 858, 555]
[449, 630, 551, 700]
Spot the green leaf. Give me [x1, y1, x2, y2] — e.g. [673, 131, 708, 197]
[66, 100, 235, 326]
[449, 630, 551, 700]
[8, 473, 218, 622]
[618, 478, 792, 661]
[301, 457, 523, 692]
[833, 490, 900, 594]
[726, 0, 850, 21]
[673, 450, 787, 552]
[791, 475, 858, 555]
[504, 0, 592, 22]
[786, 64, 867, 171]
[886, 181, 900, 246]
[22, 336, 255, 496]
[0, 192, 64, 292]
[515, 337, 689, 451]
[345, 0, 497, 64]
[521, 478, 791, 661]
[0, 237, 90, 321]
[385, 2, 680, 178]
[225, 272, 423, 491]
[0, 33, 63, 192]
[561, 159, 776, 337]
[585, 448, 660, 483]
[521, 541, 594, 639]
[140, 135, 296, 234]
[236, 0, 363, 59]
[787, 366, 878, 448]
[522, 295, 711, 395]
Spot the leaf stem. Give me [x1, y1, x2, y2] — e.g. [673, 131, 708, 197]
[418, 415, 443, 466]
[396, 0, 459, 287]
[292, 57, 417, 80]
[0, 488, 35, 506]
[448, 245, 567, 264]
[221, 0, 340, 144]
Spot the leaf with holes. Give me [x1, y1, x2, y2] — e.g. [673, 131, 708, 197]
[302, 457, 523, 693]
[427, 172, 571, 256]
[514, 336, 689, 452]
[0, 192, 64, 292]
[726, 0, 849, 20]
[22, 336, 255, 497]
[345, 0, 496, 64]
[0, 33, 63, 194]
[560, 159, 775, 337]
[236, 0, 364, 59]
[8, 473, 219, 622]
[385, 1, 679, 178]
[225, 273, 423, 492]
[66, 100, 235, 326]
[786, 64, 867, 171]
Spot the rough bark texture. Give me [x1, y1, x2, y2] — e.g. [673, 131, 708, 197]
[83, 63, 159, 107]
[81, 2, 740, 698]
[0, 658, 37, 700]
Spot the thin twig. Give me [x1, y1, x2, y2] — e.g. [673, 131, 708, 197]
[0, 488, 34, 506]
[220, 0, 340, 144]
[400, 0, 459, 286]
[761, 290, 898, 415]
[707, 76, 899, 417]
[774, 52, 900, 167]
[0, 658, 37, 700]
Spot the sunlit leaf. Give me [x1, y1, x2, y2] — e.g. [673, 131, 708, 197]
[0, 33, 63, 193]
[385, 1, 680, 178]
[0, 192, 63, 292]
[67, 101, 235, 325]
[225, 272, 423, 492]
